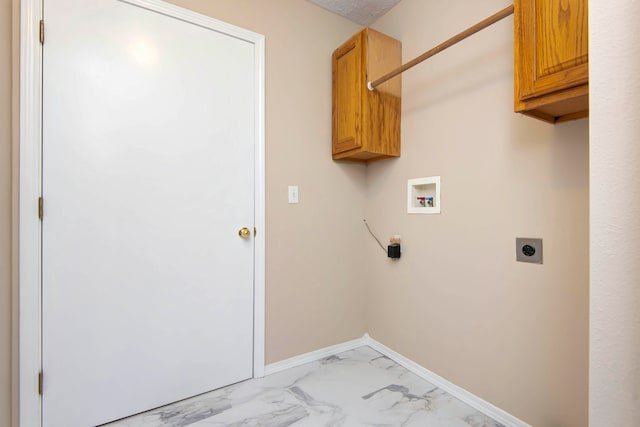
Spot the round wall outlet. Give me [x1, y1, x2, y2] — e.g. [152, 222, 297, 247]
[516, 238, 543, 264]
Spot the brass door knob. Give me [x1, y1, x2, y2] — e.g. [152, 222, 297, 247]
[238, 227, 251, 239]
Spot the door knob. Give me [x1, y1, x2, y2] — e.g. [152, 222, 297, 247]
[238, 227, 251, 239]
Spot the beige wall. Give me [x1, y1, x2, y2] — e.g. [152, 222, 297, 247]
[1, 0, 13, 425]
[367, 1, 589, 426]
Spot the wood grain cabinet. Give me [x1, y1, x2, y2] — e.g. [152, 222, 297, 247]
[514, 0, 589, 123]
[332, 27, 401, 162]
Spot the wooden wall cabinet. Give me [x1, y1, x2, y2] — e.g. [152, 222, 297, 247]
[514, 0, 589, 123]
[332, 28, 401, 162]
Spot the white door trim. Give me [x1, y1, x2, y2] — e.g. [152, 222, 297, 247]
[18, 1, 266, 425]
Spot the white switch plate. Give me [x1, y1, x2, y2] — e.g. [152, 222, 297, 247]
[288, 185, 299, 204]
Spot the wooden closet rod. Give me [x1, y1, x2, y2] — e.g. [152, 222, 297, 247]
[367, 4, 514, 91]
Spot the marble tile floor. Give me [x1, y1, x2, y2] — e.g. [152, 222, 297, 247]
[105, 346, 504, 427]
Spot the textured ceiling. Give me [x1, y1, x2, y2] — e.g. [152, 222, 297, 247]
[306, 0, 402, 25]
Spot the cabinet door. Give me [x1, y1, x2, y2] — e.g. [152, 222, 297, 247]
[332, 33, 363, 155]
[516, 0, 588, 100]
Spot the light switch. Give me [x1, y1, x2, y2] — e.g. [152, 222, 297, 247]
[288, 186, 299, 204]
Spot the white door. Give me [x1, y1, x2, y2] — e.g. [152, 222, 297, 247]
[41, 1, 258, 426]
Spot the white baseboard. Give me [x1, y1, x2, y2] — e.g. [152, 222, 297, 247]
[364, 334, 531, 427]
[263, 336, 367, 376]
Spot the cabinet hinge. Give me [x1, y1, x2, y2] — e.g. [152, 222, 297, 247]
[254, 227, 257, 237]
[38, 371, 43, 395]
[39, 20, 44, 44]
[38, 197, 43, 220]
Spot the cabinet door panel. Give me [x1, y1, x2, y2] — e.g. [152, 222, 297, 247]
[332, 35, 362, 154]
[535, 0, 588, 76]
[519, 0, 588, 100]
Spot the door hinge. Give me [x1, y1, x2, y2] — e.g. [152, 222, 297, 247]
[38, 197, 43, 220]
[39, 20, 44, 44]
[38, 371, 43, 395]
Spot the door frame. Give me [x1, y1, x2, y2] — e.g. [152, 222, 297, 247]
[18, 1, 266, 425]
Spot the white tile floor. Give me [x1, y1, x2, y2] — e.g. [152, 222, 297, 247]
[105, 346, 504, 427]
